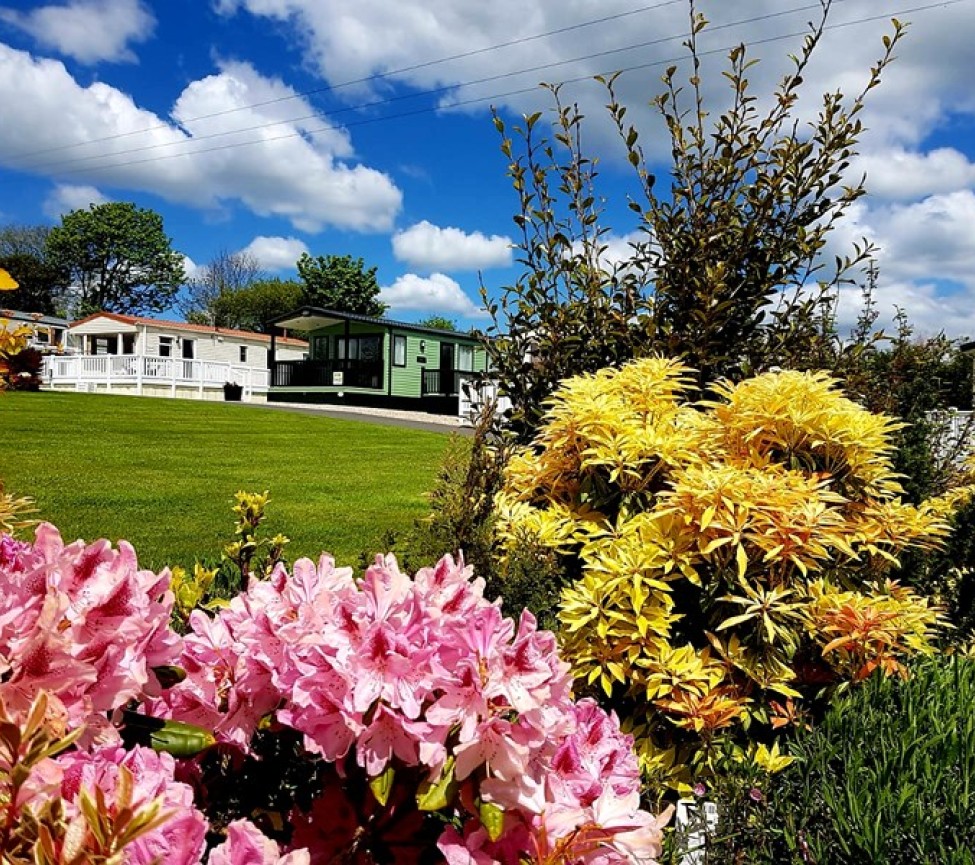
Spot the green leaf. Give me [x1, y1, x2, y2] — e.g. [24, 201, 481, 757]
[417, 757, 458, 811]
[368, 764, 396, 806]
[479, 801, 506, 842]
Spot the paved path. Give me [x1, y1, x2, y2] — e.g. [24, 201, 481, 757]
[253, 401, 473, 435]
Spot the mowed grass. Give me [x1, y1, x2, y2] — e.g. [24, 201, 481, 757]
[0, 391, 451, 571]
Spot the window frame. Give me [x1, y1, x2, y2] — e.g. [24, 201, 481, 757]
[457, 344, 474, 372]
[393, 334, 407, 367]
[334, 335, 382, 363]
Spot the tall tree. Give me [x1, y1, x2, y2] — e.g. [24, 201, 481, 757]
[296, 253, 387, 317]
[178, 249, 265, 325]
[208, 278, 304, 332]
[485, 3, 905, 439]
[46, 202, 185, 316]
[0, 253, 70, 315]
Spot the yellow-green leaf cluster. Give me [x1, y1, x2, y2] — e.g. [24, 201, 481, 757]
[0, 692, 168, 865]
[494, 359, 973, 787]
[0, 320, 31, 393]
[0, 483, 36, 537]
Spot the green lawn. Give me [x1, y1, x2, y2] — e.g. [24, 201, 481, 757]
[0, 392, 451, 572]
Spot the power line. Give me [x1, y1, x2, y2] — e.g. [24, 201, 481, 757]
[23, 0, 970, 179]
[10, 0, 684, 162]
[21, 0, 849, 174]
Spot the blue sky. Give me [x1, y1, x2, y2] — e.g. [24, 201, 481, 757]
[2, 0, 975, 335]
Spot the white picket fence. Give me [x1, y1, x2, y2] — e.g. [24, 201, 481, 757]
[44, 353, 269, 400]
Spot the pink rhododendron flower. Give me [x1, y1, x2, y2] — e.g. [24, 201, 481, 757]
[252, 551, 668, 864]
[208, 819, 310, 865]
[0, 533, 30, 567]
[56, 744, 207, 865]
[539, 790, 673, 865]
[150, 604, 279, 747]
[2, 522, 668, 865]
[0, 524, 179, 730]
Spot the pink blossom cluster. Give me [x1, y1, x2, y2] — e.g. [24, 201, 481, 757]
[0, 525, 670, 864]
[0, 523, 179, 731]
[209, 820, 311, 865]
[14, 738, 293, 865]
[156, 551, 670, 864]
[55, 745, 208, 865]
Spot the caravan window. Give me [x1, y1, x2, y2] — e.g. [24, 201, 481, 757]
[393, 335, 407, 367]
[334, 335, 381, 362]
[93, 336, 118, 355]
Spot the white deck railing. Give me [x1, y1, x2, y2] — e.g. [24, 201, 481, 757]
[457, 375, 513, 422]
[927, 409, 975, 464]
[44, 353, 269, 398]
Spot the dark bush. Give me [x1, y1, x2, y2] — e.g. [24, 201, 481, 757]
[2, 345, 43, 390]
[702, 657, 975, 864]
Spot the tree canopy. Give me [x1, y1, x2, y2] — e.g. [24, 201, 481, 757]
[0, 225, 69, 315]
[0, 253, 69, 316]
[0, 224, 51, 260]
[416, 316, 457, 331]
[207, 278, 304, 333]
[46, 202, 185, 316]
[178, 249, 265, 325]
[296, 253, 387, 317]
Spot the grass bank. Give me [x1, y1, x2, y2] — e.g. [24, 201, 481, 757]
[0, 391, 450, 571]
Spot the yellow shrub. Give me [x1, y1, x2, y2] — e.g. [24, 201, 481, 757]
[494, 360, 972, 789]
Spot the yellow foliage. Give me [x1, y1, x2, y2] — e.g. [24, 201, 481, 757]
[0, 320, 32, 392]
[750, 742, 795, 773]
[170, 563, 220, 622]
[0, 267, 18, 289]
[804, 579, 943, 680]
[0, 486, 36, 537]
[703, 370, 905, 498]
[559, 570, 676, 697]
[494, 359, 972, 788]
[620, 721, 696, 795]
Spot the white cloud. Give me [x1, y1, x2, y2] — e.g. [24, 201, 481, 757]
[853, 148, 975, 202]
[238, 235, 309, 271]
[210, 0, 975, 340]
[822, 191, 975, 338]
[835, 278, 975, 342]
[0, 0, 154, 64]
[0, 46, 402, 232]
[182, 255, 201, 280]
[212, 1, 975, 152]
[872, 191, 975, 289]
[42, 183, 109, 219]
[392, 220, 512, 271]
[380, 272, 486, 317]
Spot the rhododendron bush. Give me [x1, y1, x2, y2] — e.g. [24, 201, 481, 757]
[0, 523, 669, 864]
